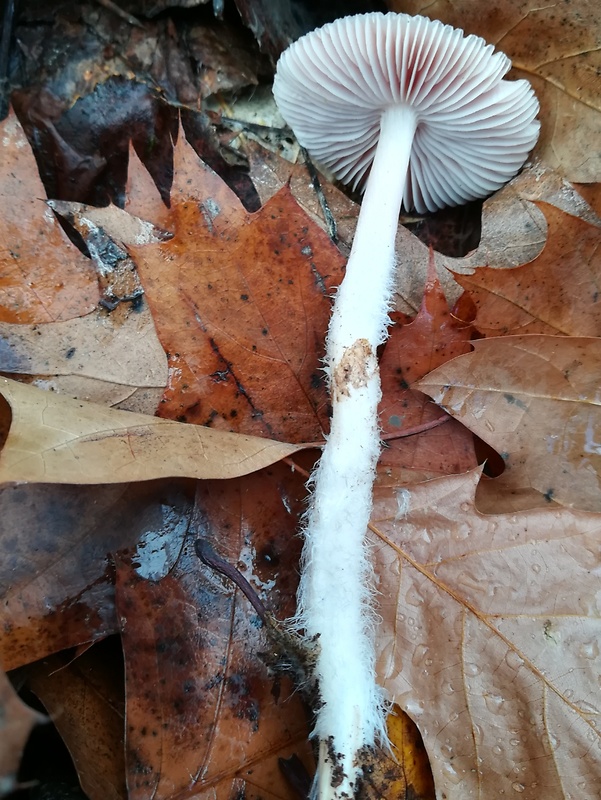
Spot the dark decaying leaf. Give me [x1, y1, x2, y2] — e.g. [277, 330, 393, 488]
[116, 465, 313, 800]
[0, 480, 194, 671]
[10, 2, 265, 208]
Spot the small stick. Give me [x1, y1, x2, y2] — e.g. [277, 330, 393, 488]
[301, 146, 338, 243]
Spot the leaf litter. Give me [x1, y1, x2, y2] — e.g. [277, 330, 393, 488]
[1, 2, 601, 797]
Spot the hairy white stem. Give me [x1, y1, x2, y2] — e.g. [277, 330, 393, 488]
[298, 105, 418, 799]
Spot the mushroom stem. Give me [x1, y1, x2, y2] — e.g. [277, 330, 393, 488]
[299, 105, 417, 798]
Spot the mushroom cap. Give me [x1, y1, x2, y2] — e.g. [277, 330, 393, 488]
[273, 13, 540, 213]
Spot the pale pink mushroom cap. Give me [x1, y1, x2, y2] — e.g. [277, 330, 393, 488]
[274, 12, 540, 213]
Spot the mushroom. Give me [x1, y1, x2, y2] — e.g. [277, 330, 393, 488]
[273, 12, 539, 798]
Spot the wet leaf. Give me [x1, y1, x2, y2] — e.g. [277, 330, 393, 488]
[371, 468, 601, 800]
[0, 377, 301, 485]
[246, 145, 593, 316]
[0, 481, 193, 671]
[392, 0, 601, 182]
[0, 109, 98, 323]
[127, 127, 345, 441]
[0, 668, 43, 797]
[116, 466, 313, 800]
[417, 335, 601, 511]
[378, 258, 477, 481]
[454, 203, 601, 337]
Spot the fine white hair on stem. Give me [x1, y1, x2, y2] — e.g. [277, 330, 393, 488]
[274, 11, 539, 798]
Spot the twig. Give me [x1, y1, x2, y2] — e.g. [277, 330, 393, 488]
[301, 146, 338, 243]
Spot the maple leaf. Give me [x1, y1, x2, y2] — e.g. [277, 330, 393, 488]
[0, 109, 99, 323]
[378, 259, 477, 481]
[371, 468, 601, 800]
[454, 203, 601, 337]
[418, 335, 601, 512]
[391, 0, 601, 183]
[125, 127, 345, 442]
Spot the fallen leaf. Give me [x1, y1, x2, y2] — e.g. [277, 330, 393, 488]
[417, 335, 601, 511]
[127, 127, 344, 441]
[245, 140, 464, 315]
[454, 203, 601, 337]
[0, 668, 43, 797]
[0, 377, 301, 485]
[378, 258, 477, 481]
[246, 144, 592, 316]
[116, 467, 313, 800]
[575, 182, 601, 218]
[391, 0, 601, 182]
[26, 644, 126, 800]
[0, 109, 99, 323]
[0, 306, 167, 403]
[371, 468, 601, 800]
[0, 481, 193, 671]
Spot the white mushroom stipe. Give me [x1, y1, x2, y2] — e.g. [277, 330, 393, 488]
[274, 12, 539, 798]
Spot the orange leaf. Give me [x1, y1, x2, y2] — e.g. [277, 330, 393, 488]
[0, 109, 98, 323]
[379, 259, 476, 480]
[27, 646, 126, 800]
[454, 203, 601, 337]
[127, 127, 346, 442]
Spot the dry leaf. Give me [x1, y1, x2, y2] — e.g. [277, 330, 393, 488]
[127, 127, 344, 441]
[0, 377, 301, 484]
[371, 468, 601, 800]
[0, 668, 44, 797]
[391, 0, 601, 182]
[454, 203, 601, 337]
[0, 109, 99, 323]
[0, 308, 167, 401]
[417, 335, 601, 511]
